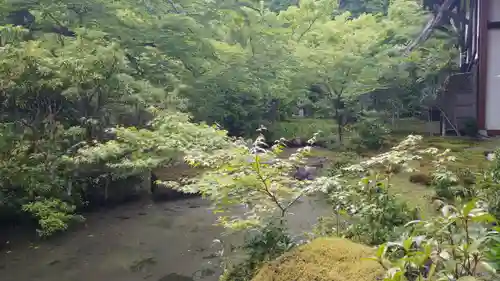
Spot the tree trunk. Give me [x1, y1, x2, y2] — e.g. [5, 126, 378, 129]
[337, 118, 342, 144]
[405, 0, 454, 53]
[334, 94, 343, 145]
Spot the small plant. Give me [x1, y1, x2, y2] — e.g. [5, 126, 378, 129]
[314, 135, 423, 245]
[183, 128, 322, 280]
[22, 198, 84, 237]
[183, 129, 320, 230]
[317, 173, 417, 245]
[473, 148, 500, 220]
[326, 151, 360, 176]
[371, 200, 499, 281]
[219, 222, 295, 281]
[486, 234, 500, 272]
[424, 147, 462, 200]
[462, 118, 478, 137]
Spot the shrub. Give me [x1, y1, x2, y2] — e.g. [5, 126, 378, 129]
[326, 151, 361, 176]
[340, 178, 415, 245]
[426, 149, 480, 201]
[266, 118, 336, 148]
[315, 136, 423, 245]
[184, 132, 324, 280]
[462, 117, 478, 137]
[350, 112, 391, 151]
[457, 167, 476, 186]
[371, 200, 499, 281]
[475, 149, 500, 219]
[22, 198, 84, 237]
[220, 222, 295, 281]
[252, 237, 385, 281]
[487, 235, 500, 272]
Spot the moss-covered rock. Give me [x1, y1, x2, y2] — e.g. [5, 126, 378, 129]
[252, 237, 384, 281]
[409, 173, 432, 186]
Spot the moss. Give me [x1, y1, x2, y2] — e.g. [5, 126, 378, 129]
[252, 238, 384, 281]
[267, 118, 337, 147]
[409, 173, 432, 186]
[391, 118, 428, 134]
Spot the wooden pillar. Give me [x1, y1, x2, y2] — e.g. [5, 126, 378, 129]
[477, 0, 489, 132]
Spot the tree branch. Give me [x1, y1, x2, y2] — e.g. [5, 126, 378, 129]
[405, 0, 455, 54]
[297, 14, 320, 43]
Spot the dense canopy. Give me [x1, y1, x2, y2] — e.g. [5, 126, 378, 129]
[0, 0, 456, 235]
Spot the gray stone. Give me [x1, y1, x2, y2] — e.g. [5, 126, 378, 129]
[293, 166, 318, 180]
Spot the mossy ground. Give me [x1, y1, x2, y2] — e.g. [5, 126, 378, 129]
[252, 237, 384, 281]
[267, 118, 338, 147]
[308, 130, 500, 218]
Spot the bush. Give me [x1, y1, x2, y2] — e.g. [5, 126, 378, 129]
[220, 222, 294, 281]
[349, 113, 391, 151]
[372, 200, 498, 281]
[252, 237, 384, 281]
[326, 151, 361, 176]
[319, 171, 416, 246]
[316, 136, 423, 245]
[22, 198, 84, 237]
[266, 118, 336, 147]
[475, 150, 500, 219]
[462, 117, 478, 137]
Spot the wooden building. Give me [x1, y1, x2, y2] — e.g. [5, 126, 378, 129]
[417, 0, 500, 136]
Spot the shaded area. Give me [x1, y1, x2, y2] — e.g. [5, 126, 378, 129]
[0, 198, 225, 281]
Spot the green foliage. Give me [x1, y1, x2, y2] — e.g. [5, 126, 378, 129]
[183, 131, 323, 281]
[22, 198, 84, 237]
[318, 176, 415, 245]
[462, 118, 479, 137]
[71, 110, 231, 178]
[0, 0, 456, 238]
[372, 200, 499, 281]
[339, 0, 389, 16]
[325, 151, 361, 175]
[349, 111, 392, 151]
[315, 135, 422, 245]
[426, 147, 500, 213]
[487, 235, 500, 272]
[182, 132, 320, 230]
[220, 222, 295, 281]
[0, 0, 228, 234]
[474, 149, 500, 219]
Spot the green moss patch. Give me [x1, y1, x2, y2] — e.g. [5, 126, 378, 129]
[252, 237, 384, 281]
[408, 173, 432, 186]
[267, 118, 337, 147]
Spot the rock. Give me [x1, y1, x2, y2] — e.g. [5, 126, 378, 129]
[293, 166, 318, 180]
[252, 237, 384, 281]
[484, 150, 496, 161]
[289, 138, 304, 147]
